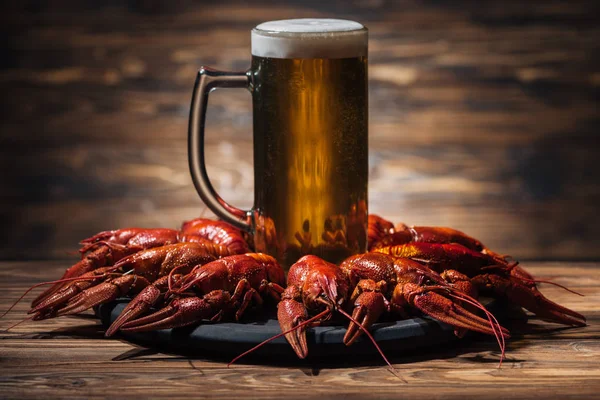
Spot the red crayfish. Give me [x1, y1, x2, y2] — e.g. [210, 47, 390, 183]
[2, 214, 586, 370]
[111, 253, 285, 335]
[369, 214, 585, 327]
[231, 216, 584, 366]
[230, 252, 508, 367]
[3, 218, 253, 326]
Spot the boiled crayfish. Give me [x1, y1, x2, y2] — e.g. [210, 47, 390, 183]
[3, 214, 586, 369]
[369, 214, 586, 327]
[4, 218, 255, 325]
[111, 253, 285, 334]
[231, 215, 584, 365]
[230, 252, 508, 366]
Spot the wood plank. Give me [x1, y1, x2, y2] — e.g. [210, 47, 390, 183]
[0, 261, 599, 399]
[1, 140, 598, 260]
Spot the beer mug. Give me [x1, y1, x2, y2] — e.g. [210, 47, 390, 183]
[189, 19, 368, 269]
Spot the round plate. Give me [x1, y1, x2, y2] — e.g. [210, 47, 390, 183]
[98, 298, 507, 362]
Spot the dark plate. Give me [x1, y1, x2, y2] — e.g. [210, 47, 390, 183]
[98, 298, 510, 362]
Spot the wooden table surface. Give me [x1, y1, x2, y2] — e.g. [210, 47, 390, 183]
[0, 260, 598, 399]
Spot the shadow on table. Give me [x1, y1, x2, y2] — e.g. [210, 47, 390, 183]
[26, 303, 585, 376]
[103, 317, 582, 375]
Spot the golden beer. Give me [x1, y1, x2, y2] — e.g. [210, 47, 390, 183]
[189, 19, 368, 269]
[250, 21, 368, 267]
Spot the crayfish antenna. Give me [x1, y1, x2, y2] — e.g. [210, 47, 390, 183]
[445, 291, 508, 368]
[482, 263, 584, 297]
[3, 315, 35, 332]
[0, 275, 112, 319]
[517, 278, 584, 297]
[337, 308, 403, 381]
[228, 308, 330, 367]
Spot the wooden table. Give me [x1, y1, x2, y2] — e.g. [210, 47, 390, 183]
[1, 261, 598, 399]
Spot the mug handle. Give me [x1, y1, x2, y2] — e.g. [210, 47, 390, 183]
[188, 67, 253, 232]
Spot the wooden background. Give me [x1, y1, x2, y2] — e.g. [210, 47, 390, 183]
[0, 0, 599, 261]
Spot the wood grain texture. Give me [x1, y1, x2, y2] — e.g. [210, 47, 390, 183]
[0, 1, 599, 260]
[0, 260, 599, 399]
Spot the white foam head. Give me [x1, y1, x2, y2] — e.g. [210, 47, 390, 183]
[251, 19, 367, 59]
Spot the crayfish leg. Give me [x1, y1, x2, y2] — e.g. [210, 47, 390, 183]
[56, 275, 148, 317]
[120, 290, 231, 332]
[277, 298, 310, 359]
[31, 247, 111, 307]
[472, 274, 586, 327]
[105, 275, 175, 337]
[343, 290, 388, 346]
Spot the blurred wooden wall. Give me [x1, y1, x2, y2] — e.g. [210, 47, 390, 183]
[1, 0, 599, 260]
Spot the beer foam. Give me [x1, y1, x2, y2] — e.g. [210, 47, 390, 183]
[252, 19, 367, 59]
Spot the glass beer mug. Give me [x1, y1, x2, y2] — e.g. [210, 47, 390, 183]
[189, 19, 368, 269]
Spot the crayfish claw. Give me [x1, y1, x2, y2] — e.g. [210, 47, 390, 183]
[31, 309, 56, 321]
[121, 291, 231, 333]
[29, 284, 87, 316]
[120, 303, 178, 332]
[343, 291, 387, 346]
[105, 285, 161, 337]
[28, 267, 116, 317]
[277, 298, 309, 359]
[31, 256, 101, 308]
[57, 275, 138, 317]
[472, 274, 586, 327]
[536, 301, 587, 327]
[410, 287, 510, 338]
